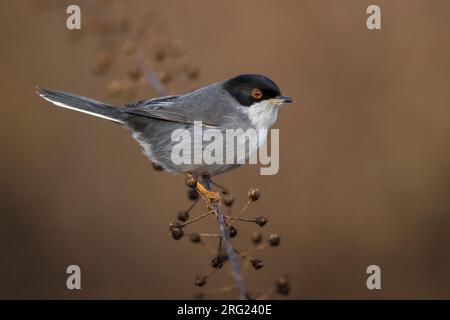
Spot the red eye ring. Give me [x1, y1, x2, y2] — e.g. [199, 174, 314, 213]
[251, 88, 263, 99]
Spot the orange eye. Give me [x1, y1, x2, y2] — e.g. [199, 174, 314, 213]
[251, 88, 263, 100]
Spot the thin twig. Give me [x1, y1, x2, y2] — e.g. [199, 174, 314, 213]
[224, 215, 256, 223]
[197, 233, 221, 238]
[181, 211, 213, 227]
[203, 176, 247, 300]
[228, 199, 252, 228]
[186, 198, 200, 212]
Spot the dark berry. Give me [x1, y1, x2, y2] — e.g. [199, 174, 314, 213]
[171, 228, 184, 240]
[185, 175, 197, 188]
[228, 226, 238, 238]
[268, 234, 280, 247]
[251, 231, 263, 244]
[222, 194, 235, 207]
[248, 188, 260, 201]
[251, 259, 263, 270]
[195, 276, 206, 287]
[211, 256, 225, 269]
[255, 216, 268, 227]
[276, 275, 290, 295]
[177, 210, 189, 222]
[169, 221, 182, 231]
[190, 233, 201, 243]
[187, 189, 199, 201]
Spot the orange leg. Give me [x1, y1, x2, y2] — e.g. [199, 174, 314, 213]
[186, 173, 221, 205]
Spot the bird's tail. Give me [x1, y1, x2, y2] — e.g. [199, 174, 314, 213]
[36, 87, 124, 124]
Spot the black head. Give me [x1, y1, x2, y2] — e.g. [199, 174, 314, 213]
[223, 74, 285, 107]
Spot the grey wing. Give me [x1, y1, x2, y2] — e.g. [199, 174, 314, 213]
[121, 86, 240, 128]
[123, 95, 211, 125]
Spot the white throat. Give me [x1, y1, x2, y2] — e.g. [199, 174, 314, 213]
[244, 100, 279, 129]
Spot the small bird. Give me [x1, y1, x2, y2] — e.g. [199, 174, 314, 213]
[37, 74, 293, 179]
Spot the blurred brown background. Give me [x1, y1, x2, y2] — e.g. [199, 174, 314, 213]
[1, 0, 449, 299]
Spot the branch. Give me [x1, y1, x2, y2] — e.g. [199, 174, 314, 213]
[203, 176, 248, 300]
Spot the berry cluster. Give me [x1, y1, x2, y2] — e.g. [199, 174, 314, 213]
[163, 170, 289, 299]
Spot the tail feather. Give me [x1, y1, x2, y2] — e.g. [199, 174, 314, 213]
[36, 87, 124, 124]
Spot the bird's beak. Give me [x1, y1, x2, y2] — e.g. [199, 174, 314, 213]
[280, 95, 294, 103]
[274, 95, 294, 104]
